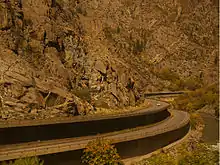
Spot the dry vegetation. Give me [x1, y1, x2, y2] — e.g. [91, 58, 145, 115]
[0, 0, 218, 120]
[173, 83, 219, 116]
[81, 138, 123, 165]
[2, 157, 44, 165]
[88, 99, 151, 115]
[134, 143, 219, 165]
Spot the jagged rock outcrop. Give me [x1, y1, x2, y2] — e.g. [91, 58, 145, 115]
[0, 0, 218, 120]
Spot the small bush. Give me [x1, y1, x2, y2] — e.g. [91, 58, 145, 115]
[132, 39, 146, 55]
[168, 79, 185, 91]
[183, 77, 202, 90]
[103, 26, 120, 40]
[157, 68, 180, 82]
[103, 27, 114, 40]
[81, 138, 123, 165]
[190, 113, 203, 129]
[3, 157, 44, 165]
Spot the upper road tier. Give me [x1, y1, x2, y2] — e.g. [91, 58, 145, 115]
[0, 100, 169, 128]
[0, 100, 170, 145]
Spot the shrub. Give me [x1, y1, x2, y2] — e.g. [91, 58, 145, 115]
[103, 26, 120, 40]
[174, 83, 218, 114]
[157, 68, 205, 91]
[214, 108, 219, 117]
[2, 157, 44, 165]
[168, 79, 185, 91]
[81, 138, 123, 165]
[190, 113, 203, 130]
[132, 39, 146, 55]
[185, 99, 206, 112]
[183, 77, 201, 90]
[203, 91, 218, 105]
[157, 68, 180, 82]
[103, 27, 114, 40]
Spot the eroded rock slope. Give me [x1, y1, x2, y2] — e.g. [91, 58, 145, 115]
[0, 0, 218, 120]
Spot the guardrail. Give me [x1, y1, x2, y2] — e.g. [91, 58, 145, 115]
[144, 91, 186, 97]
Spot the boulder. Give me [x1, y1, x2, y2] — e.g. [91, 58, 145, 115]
[20, 88, 45, 107]
[94, 60, 106, 74]
[129, 91, 136, 106]
[109, 83, 117, 97]
[0, 3, 10, 29]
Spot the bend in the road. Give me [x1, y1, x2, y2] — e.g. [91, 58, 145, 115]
[0, 109, 190, 161]
[0, 100, 170, 145]
[0, 100, 169, 128]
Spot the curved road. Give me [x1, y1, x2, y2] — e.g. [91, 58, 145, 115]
[0, 108, 190, 161]
[0, 100, 169, 128]
[0, 100, 170, 145]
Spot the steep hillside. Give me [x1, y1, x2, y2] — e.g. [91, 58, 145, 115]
[0, 0, 218, 120]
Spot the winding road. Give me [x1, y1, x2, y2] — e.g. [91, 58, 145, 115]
[0, 96, 190, 162]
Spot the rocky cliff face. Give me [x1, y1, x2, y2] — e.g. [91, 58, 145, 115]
[0, 0, 218, 120]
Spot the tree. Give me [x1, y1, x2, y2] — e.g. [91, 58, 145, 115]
[81, 138, 123, 165]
